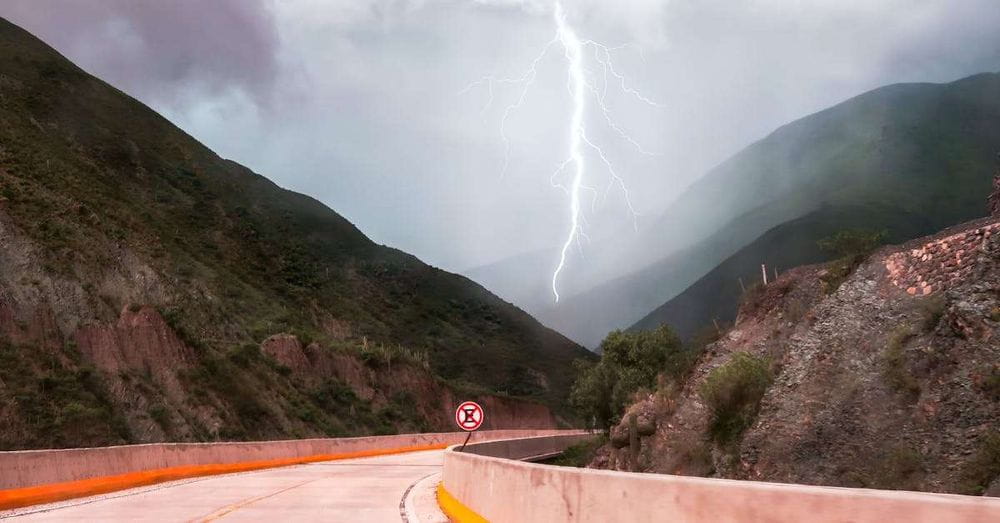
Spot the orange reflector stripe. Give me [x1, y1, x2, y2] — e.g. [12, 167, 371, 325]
[0, 443, 448, 511]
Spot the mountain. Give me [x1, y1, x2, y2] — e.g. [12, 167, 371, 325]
[0, 17, 591, 449]
[629, 203, 936, 339]
[592, 206, 1000, 495]
[530, 72, 1000, 347]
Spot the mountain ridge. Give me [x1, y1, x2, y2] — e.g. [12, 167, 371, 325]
[0, 16, 590, 448]
[524, 71, 1000, 346]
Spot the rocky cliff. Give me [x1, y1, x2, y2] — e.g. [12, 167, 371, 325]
[595, 215, 1000, 496]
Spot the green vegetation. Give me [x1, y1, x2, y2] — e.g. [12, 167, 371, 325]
[957, 431, 1000, 495]
[148, 404, 171, 431]
[541, 435, 607, 468]
[0, 15, 592, 447]
[918, 295, 947, 331]
[872, 446, 925, 491]
[305, 381, 428, 436]
[570, 326, 691, 430]
[699, 352, 774, 445]
[980, 365, 1000, 401]
[816, 228, 888, 260]
[632, 73, 1000, 341]
[0, 341, 130, 449]
[358, 342, 431, 371]
[632, 204, 923, 341]
[842, 445, 925, 490]
[817, 228, 887, 294]
[883, 327, 920, 399]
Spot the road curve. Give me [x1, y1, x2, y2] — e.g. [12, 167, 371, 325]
[1, 450, 447, 522]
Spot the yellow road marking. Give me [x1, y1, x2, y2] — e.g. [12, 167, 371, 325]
[436, 482, 489, 523]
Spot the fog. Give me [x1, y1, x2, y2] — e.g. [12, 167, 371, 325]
[4, 0, 1000, 313]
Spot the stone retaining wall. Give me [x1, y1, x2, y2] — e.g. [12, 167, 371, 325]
[885, 222, 1000, 296]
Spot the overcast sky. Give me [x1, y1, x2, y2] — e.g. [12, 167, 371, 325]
[4, 0, 1000, 274]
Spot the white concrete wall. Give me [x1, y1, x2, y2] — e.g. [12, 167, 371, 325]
[0, 429, 566, 489]
[442, 435, 1000, 523]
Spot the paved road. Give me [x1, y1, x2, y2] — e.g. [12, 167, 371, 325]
[1, 450, 448, 522]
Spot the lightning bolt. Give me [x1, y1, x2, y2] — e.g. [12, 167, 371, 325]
[464, 0, 660, 302]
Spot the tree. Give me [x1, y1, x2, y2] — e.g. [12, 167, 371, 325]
[570, 325, 687, 430]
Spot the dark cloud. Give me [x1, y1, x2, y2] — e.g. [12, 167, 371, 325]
[1, 0, 279, 106]
[3, 0, 1000, 284]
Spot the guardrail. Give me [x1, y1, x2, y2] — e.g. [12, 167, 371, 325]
[440, 434, 1000, 523]
[0, 429, 567, 510]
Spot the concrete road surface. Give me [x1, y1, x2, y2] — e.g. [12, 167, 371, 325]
[0, 450, 449, 522]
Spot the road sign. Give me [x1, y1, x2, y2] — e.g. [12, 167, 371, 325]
[455, 401, 484, 431]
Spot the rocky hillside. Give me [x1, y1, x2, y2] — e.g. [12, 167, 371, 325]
[594, 210, 1000, 495]
[0, 17, 588, 449]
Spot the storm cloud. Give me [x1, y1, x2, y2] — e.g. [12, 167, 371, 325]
[3, 0, 999, 280]
[3, 0, 279, 105]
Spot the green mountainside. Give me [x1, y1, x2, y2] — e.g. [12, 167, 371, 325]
[0, 18, 590, 448]
[551, 72, 1000, 346]
[630, 204, 935, 338]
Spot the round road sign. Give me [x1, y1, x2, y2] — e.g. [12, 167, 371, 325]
[455, 401, 484, 431]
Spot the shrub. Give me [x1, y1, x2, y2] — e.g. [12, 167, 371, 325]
[918, 295, 947, 331]
[149, 404, 171, 430]
[660, 430, 716, 476]
[872, 446, 924, 490]
[699, 352, 773, 445]
[980, 365, 1000, 401]
[228, 343, 262, 367]
[817, 228, 887, 294]
[569, 326, 688, 430]
[958, 431, 1000, 495]
[883, 327, 920, 399]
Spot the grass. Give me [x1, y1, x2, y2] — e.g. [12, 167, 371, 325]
[358, 342, 431, 371]
[699, 352, 774, 445]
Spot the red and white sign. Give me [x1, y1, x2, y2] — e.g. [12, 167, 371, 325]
[455, 401, 484, 431]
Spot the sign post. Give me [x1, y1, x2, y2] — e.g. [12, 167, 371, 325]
[455, 400, 484, 451]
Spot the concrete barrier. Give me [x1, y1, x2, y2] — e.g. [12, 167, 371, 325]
[0, 430, 566, 490]
[441, 435, 1000, 523]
